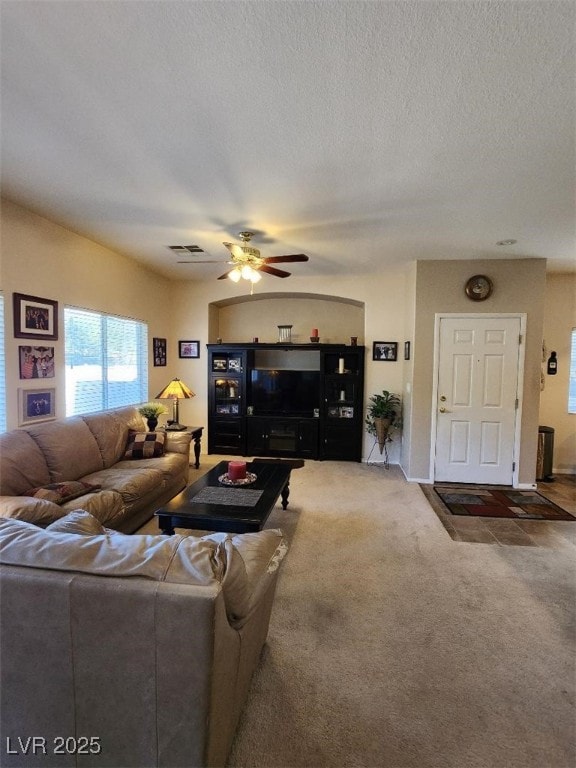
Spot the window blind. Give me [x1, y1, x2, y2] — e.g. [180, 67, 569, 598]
[65, 307, 148, 416]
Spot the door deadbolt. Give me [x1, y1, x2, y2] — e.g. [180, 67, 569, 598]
[440, 395, 447, 402]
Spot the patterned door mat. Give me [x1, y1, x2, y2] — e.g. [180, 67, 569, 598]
[432, 486, 575, 521]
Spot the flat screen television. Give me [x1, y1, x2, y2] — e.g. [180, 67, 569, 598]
[250, 369, 320, 416]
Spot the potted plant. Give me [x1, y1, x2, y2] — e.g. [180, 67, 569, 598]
[138, 401, 168, 431]
[365, 390, 401, 453]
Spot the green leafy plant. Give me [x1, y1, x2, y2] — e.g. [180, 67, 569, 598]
[365, 390, 401, 438]
[138, 402, 168, 419]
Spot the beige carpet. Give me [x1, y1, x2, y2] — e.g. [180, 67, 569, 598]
[140, 460, 576, 768]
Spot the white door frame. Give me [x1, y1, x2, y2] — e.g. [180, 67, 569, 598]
[430, 313, 527, 488]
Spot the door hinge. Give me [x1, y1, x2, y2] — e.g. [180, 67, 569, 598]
[519, 334, 523, 344]
[512, 461, 516, 471]
[515, 398, 519, 410]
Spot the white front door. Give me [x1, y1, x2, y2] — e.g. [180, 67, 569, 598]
[434, 316, 521, 484]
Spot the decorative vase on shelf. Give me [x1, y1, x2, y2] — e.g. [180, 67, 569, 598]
[277, 325, 293, 343]
[146, 417, 158, 432]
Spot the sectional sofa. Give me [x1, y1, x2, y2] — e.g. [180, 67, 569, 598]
[0, 405, 192, 532]
[0, 513, 288, 767]
[0, 406, 290, 766]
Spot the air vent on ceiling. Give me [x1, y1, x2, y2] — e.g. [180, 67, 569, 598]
[167, 245, 205, 255]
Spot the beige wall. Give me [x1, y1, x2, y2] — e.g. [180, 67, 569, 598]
[0, 199, 175, 429]
[215, 295, 363, 345]
[539, 274, 576, 473]
[169, 271, 408, 462]
[406, 259, 547, 485]
[400, 262, 417, 476]
[2, 199, 565, 481]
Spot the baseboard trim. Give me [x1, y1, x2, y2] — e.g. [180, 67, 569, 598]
[406, 477, 538, 488]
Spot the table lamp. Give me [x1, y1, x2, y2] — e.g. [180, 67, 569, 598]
[155, 377, 195, 431]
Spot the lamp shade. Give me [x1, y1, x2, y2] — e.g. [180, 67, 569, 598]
[154, 377, 195, 430]
[155, 378, 195, 400]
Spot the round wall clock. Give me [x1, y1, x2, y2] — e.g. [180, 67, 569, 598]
[465, 274, 493, 301]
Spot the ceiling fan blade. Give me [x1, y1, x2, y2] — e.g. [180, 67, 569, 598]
[259, 265, 291, 278]
[217, 270, 233, 280]
[263, 254, 309, 264]
[223, 242, 247, 259]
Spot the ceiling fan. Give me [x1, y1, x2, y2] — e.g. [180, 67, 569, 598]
[217, 231, 309, 283]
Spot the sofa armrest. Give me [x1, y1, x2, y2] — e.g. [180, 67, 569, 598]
[201, 529, 288, 628]
[0, 495, 65, 526]
[60, 490, 125, 526]
[164, 431, 193, 456]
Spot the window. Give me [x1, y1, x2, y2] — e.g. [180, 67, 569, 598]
[0, 295, 6, 432]
[65, 307, 148, 416]
[570, 329, 576, 414]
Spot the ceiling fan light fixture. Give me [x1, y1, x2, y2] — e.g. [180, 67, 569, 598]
[220, 231, 309, 286]
[228, 268, 242, 283]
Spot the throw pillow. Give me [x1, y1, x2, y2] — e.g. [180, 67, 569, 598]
[24, 480, 101, 505]
[46, 510, 108, 536]
[124, 431, 165, 459]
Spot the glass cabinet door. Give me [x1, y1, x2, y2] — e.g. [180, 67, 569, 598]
[213, 376, 242, 416]
[324, 376, 357, 420]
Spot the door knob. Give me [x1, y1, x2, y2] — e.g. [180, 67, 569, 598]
[439, 407, 447, 413]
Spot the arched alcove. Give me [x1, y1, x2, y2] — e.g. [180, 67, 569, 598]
[209, 292, 365, 345]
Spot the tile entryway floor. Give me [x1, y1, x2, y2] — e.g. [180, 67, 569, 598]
[423, 475, 576, 548]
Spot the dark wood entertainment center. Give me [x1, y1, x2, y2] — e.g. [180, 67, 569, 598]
[207, 343, 365, 461]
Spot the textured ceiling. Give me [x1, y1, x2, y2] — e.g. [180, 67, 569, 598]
[1, 0, 574, 280]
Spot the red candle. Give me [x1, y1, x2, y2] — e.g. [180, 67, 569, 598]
[312, 328, 318, 337]
[228, 461, 247, 480]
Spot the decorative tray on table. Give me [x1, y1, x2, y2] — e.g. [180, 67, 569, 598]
[218, 472, 257, 486]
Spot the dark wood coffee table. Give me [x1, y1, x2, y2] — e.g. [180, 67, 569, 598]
[155, 460, 293, 534]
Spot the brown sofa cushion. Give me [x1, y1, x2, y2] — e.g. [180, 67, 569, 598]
[0, 430, 51, 496]
[82, 407, 145, 467]
[24, 417, 104, 482]
[81, 466, 165, 505]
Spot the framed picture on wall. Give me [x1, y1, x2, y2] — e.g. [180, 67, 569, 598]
[18, 345, 55, 379]
[18, 387, 56, 425]
[153, 337, 167, 366]
[13, 293, 58, 340]
[179, 340, 200, 359]
[373, 341, 398, 361]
